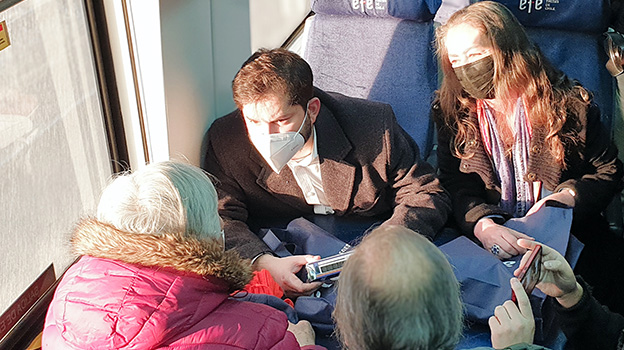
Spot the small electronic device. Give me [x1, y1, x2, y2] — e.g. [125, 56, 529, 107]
[300, 250, 354, 283]
[512, 245, 542, 303]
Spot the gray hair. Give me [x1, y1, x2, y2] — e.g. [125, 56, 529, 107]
[96, 161, 221, 240]
[334, 226, 463, 350]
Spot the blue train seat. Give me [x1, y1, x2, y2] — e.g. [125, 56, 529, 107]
[491, 0, 616, 133]
[302, 0, 442, 160]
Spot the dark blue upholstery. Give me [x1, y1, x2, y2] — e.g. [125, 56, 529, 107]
[496, 0, 610, 33]
[303, 0, 442, 159]
[312, 0, 439, 21]
[527, 28, 615, 131]
[492, 0, 616, 133]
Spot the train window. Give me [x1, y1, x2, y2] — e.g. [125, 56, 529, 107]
[0, 0, 316, 323]
[249, 0, 311, 52]
[0, 0, 113, 319]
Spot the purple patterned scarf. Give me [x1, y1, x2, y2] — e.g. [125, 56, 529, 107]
[481, 98, 535, 217]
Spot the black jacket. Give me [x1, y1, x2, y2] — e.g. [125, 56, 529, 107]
[554, 277, 624, 350]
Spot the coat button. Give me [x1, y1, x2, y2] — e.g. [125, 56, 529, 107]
[526, 172, 536, 181]
[531, 145, 541, 154]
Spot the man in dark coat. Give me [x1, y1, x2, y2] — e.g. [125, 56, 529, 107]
[201, 48, 450, 296]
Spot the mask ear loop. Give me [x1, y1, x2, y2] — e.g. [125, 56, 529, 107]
[298, 101, 313, 142]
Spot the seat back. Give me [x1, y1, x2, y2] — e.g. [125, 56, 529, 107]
[302, 0, 442, 159]
[491, 0, 622, 233]
[493, 0, 616, 133]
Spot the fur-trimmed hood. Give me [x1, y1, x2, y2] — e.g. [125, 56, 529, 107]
[71, 218, 252, 292]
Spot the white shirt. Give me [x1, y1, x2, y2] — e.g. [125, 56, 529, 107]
[287, 128, 334, 215]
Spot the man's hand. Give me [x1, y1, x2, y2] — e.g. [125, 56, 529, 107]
[287, 320, 316, 347]
[474, 218, 534, 259]
[489, 278, 535, 349]
[516, 239, 583, 308]
[253, 254, 322, 297]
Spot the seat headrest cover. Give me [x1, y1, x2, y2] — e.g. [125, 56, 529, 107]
[496, 0, 609, 34]
[311, 0, 442, 22]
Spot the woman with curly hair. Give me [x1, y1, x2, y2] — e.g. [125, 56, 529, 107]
[433, 1, 624, 313]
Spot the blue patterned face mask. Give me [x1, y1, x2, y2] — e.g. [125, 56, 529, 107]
[453, 55, 495, 99]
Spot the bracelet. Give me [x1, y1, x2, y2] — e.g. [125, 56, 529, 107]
[478, 214, 506, 225]
[251, 252, 273, 266]
[558, 187, 576, 197]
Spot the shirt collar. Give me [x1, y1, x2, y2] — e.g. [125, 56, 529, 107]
[288, 127, 318, 167]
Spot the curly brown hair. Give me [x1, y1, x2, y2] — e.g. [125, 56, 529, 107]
[435, 1, 588, 166]
[232, 48, 314, 111]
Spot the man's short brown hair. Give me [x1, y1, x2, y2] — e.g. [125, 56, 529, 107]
[232, 48, 314, 110]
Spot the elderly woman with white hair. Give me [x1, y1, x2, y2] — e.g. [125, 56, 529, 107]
[42, 161, 321, 350]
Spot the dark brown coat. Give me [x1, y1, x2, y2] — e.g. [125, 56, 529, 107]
[202, 89, 451, 259]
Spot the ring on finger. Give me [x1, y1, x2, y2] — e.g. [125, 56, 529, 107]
[490, 244, 501, 256]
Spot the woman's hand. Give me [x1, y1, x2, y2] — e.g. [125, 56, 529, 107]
[474, 218, 534, 259]
[525, 190, 575, 216]
[287, 320, 316, 347]
[516, 239, 583, 308]
[489, 278, 535, 349]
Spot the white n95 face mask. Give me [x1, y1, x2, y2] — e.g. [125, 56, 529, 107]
[248, 105, 311, 174]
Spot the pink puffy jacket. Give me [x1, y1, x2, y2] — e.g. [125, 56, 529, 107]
[42, 219, 318, 350]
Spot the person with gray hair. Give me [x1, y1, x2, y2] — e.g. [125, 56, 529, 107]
[42, 161, 323, 350]
[333, 225, 551, 350]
